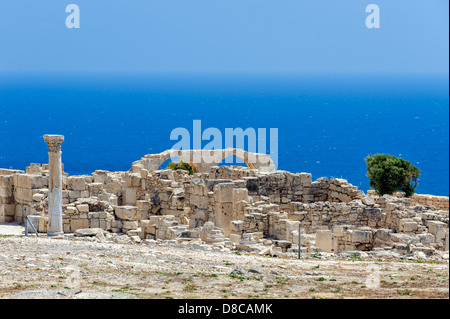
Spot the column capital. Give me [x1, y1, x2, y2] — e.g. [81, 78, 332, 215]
[44, 135, 65, 152]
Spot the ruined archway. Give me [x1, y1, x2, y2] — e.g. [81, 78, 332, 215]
[219, 149, 256, 170]
[155, 151, 201, 174]
[131, 148, 275, 173]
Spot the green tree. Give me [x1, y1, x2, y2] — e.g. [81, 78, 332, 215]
[365, 154, 420, 197]
[166, 160, 194, 175]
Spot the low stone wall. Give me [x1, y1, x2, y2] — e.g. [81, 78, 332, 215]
[228, 193, 448, 255]
[409, 194, 449, 211]
[0, 170, 19, 222]
[0, 168, 47, 223]
[367, 190, 449, 212]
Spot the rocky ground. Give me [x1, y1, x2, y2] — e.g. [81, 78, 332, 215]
[0, 223, 448, 299]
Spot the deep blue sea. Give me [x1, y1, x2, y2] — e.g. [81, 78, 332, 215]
[0, 73, 448, 196]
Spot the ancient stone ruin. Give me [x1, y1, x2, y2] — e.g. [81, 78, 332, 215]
[0, 136, 448, 259]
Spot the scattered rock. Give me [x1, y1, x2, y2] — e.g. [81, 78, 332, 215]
[248, 269, 261, 274]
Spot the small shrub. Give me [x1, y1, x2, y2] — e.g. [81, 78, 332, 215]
[167, 160, 193, 175]
[365, 154, 420, 197]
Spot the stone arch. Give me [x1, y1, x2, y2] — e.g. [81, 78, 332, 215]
[220, 148, 256, 170]
[156, 150, 200, 174]
[132, 148, 275, 173]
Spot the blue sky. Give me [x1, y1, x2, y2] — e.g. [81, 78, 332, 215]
[0, 0, 448, 74]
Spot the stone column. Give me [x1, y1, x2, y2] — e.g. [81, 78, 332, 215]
[44, 135, 65, 236]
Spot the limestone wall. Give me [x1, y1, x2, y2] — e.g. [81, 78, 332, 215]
[367, 190, 449, 212]
[228, 193, 448, 254]
[0, 169, 21, 222]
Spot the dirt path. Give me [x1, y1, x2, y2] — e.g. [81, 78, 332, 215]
[0, 222, 25, 236]
[0, 235, 448, 299]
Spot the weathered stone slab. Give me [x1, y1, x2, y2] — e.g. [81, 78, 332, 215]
[74, 228, 104, 237]
[316, 230, 333, 252]
[352, 230, 372, 244]
[114, 206, 138, 221]
[70, 219, 89, 231]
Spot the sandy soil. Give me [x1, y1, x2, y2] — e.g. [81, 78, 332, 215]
[0, 227, 448, 299]
[0, 222, 26, 236]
